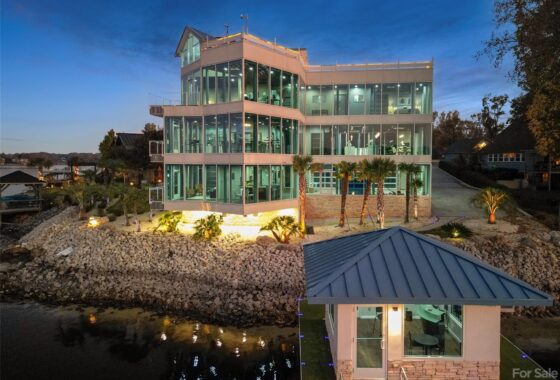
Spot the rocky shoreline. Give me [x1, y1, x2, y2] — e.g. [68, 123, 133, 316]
[0, 208, 305, 327]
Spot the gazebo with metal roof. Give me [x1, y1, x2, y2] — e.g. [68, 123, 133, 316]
[304, 226, 553, 306]
[0, 170, 45, 214]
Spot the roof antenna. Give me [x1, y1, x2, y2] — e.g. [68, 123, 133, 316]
[224, 23, 229, 37]
[240, 14, 249, 34]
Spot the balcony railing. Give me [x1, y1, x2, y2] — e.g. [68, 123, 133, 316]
[149, 141, 164, 163]
[149, 186, 164, 210]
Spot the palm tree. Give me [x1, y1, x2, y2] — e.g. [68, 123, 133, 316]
[471, 187, 512, 224]
[64, 182, 101, 220]
[357, 159, 376, 225]
[292, 155, 322, 233]
[334, 161, 357, 227]
[410, 177, 424, 220]
[398, 163, 421, 223]
[371, 158, 396, 229]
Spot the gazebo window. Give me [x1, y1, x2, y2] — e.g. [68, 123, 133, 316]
[404, 304, 463, 357]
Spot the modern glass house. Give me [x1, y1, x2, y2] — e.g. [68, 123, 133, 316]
[150, 26, 434, 220]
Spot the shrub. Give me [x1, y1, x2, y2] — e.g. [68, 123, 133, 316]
[424, 222, 473, 239]
[193, 214, 224, 241]
[153, 211, 183, 233]
[107, 213, 117, 222]
[439, 161, 507, 190]
[260, 216, 301, 244]
[107, 200, 124, 216]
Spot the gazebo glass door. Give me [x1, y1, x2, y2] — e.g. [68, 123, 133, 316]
[355, 305, 385, 379]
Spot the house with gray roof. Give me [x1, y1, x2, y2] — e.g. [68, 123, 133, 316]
[303, 226, 553, 380]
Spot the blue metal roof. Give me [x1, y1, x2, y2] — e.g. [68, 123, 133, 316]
[304, 227, 553, 306]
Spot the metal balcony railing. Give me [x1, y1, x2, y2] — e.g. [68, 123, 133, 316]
[149, 140, 164, 163]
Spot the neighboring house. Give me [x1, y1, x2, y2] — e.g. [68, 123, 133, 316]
[0, 169, 44, 213]
[115, 132, 143, 150]
[303, 227, 553, 380]
[479, 123, 542, 174]
[150, 26, 434, 221]
[442, 138, 486, 165]
[0, 165, 39, 196]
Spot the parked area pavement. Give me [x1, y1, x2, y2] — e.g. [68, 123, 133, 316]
[431, 162, 482, 219]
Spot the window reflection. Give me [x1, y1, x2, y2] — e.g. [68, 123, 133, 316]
[382, 84, 398, 114]
[414, 83, 432, 114]
[257, 64, 269, 103]
[334, 85, 348, 115]
[270, 68, 281, 106]
[244, 60, 257, 101]
[349, 84, 365, 115]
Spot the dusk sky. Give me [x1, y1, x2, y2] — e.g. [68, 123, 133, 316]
[1, 0, 519, 154]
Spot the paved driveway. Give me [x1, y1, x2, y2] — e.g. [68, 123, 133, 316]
[431, 162, 481, 218]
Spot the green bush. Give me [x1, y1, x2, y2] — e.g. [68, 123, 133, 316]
[438, 161, 507, 190]
[260, 216, 301, 243]
[424, 222, 473, 239]
[107, 213, 117, 222]
[193, 214, 224, 241]
[153, 211, 183, 233]
[107, 200, 124, 216]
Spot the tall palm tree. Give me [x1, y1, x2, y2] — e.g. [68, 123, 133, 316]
[334, 161, 357, 227]
[292, 155, 322, 233]
[410, 177, 424, 220]
[357, 159, 376, 225]
[398, 163, 421, 223]
[371, 158, 396, 229]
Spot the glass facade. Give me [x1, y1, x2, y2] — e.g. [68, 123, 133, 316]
[180, 34, 200, 67]
[307, 164, 430, 196]
[301, 124, 431, 156]
[404, 305, 463, 357]
[165, 164, 297, 203]
[244, 60, 298, 109]
[199, 60, 243, 105]
[302, 82, 432, 115]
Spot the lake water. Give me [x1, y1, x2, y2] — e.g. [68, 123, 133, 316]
[0, 301, 300, 380]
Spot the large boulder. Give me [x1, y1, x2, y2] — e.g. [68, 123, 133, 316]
[256, 235, 276, 247]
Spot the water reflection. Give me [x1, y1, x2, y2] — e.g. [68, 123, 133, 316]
[1, 302, 299, 380]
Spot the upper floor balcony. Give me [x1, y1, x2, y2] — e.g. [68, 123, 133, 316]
[149, 140, 164, 163]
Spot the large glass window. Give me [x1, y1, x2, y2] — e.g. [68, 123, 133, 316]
[244, 60, 257, 101]
[245, 165, 257, 203]
[305, 85, 321, 116]
[258, 115, 270, 153]
[258, 166, 270, 202]
[282, 119, 293, 154]
[347, 125, 364, 155]
[382, 83, 398, 115]
[165, 117, 183, 153]
[216, 63, 229, 104]
[333, 125, 348, 155]
[281, 72, 293, 107]
[229, 60, 242, 102]
[382, 124, 398, 155]
[397, 83, 413, 114]
[323, 125, 333, 155]
[404, 305, 462, 357]
[230, 113, 243, 153]
[257, 64, 269, 103]
[230, 166, 243, 203]
[398, 124, 413, 155]
[271, 117, 282, 153]
[306, 125, 322, 155]
[185, 117, 202, 153]
[334, 85, 349, 115]
[185, 70, 201, 105]
[217, 114, 229, 153]
[293, 121, 299, 154]
[180, 34, 200, 67]
[244, 113, 257, 153]
[366, 84, 381, 114]
[414, 82, 432, 114]
[165, 165, 184, 200]
[203, 65, 216, 105]
[270, 68, 281, 106]
[217, 165, 229, 203]
[204, 115, 217, 153]
[320, 85, 334, 115]
[292, 74, 299, 109]
[205, 165, 217, 201]
[282, 165, 294, 199]
[349, 84, 366, 115]
[365, 125, 382, 155]
[185, 165, 203, 199]
[271, 165, 281, 200]
[414, 123, 431, 155]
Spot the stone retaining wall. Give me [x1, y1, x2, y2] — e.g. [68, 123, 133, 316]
[387, 359, 499, 380]
[306, 195, 431, 219]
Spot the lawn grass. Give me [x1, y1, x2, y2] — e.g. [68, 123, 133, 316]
[299, 301, 336, 380]
[500, 336, 552, 380]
